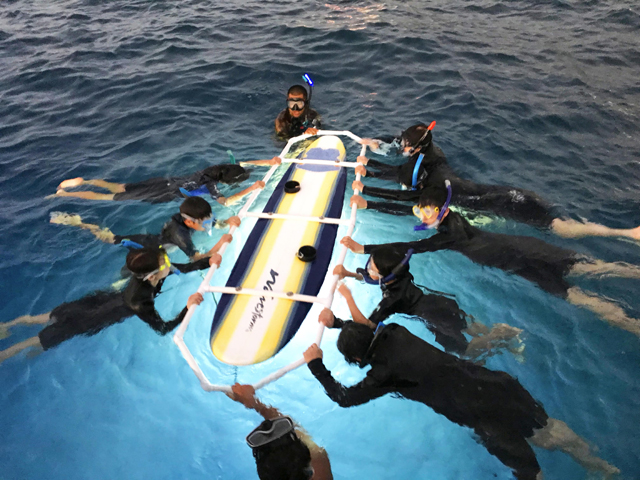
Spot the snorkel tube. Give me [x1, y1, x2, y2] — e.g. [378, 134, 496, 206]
[358, 249, 414, 286]
[409, 121, 436, 190]
[302, 73, 314, 109]
[414, 180, 452, 231]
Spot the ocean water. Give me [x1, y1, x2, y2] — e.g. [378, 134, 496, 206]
[1, 0, 639, 479]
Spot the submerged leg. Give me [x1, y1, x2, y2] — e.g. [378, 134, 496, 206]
[529, 418, 619, 478]
[53, 190, 116, 201]
[3, 313, 51, 329]
[50, 212, 116, 243]
[465, 323, 525, 361]
[84, 179, 126, 193]
[567, 287, 640, 336]
[569, 259, 640, 280]
[552, 218, 640, 241]
[0, 336, 43, 364]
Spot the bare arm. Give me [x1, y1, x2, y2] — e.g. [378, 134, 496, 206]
[229, 384, 283, 420]
[219, 181, 265, 206]
[337, 283, 375, 328]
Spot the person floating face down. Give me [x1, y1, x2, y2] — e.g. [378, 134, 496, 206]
[228, 384, 333, 480]
[275, 85, 322, 140]
[352, 122, 640, 242]
[333, 245, 524, 362]
[51, 157, 282, 205]
[51, 197, 241, 262]
[0, 248, 222, 364]
[302, 309, 619, 480]
[342, 182, 640, 338]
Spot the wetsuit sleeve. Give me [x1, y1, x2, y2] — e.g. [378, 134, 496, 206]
[307, 359, 394, 407]
[368, 295, 401, 324]
[363, 233, 453, 255]
[161, 224, 197, 258]
[366, 201, 413, 216]
[362, 185, 421, 202]
[173, 258, 210, 274]
[205, 182, 222, 200]
[330, 317, 346, 329]
[130, 298, 187, 335]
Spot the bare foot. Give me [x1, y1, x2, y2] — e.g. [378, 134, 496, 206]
[631, 226, 640, 241]
[0, 325, 9, 340]
[58, 177, 84, 189]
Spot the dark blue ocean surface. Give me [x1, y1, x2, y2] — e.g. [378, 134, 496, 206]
[1, 1, 639, 479]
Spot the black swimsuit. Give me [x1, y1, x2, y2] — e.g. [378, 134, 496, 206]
[309, 322, 548, 480]
[364, 211, 582, 298]
[368, 272, 470, 355]
[275, 108, 321, 140]
[113, 213, 198, 258]
[363, 141, 559, 229]
[37, 258, 210, 350]
[114, 170, 223, 204]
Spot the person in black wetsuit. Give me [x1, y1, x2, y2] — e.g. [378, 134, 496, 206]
[51, 157, 281, 204]
[0, 248, 221, 364]
[275, 85, 322, 140]
[354, 123, 640, 241]
[303, 309, 618, 480]
[332, 246, 523, 360]
[342, 183, 640, 336]
[50, 197, 240, 261]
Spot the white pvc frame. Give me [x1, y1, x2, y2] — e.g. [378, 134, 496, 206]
[173, 130, 367, 393]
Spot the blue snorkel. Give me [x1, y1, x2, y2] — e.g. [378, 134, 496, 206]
[411, 154, 425, 191]
[302, 73, 314, 108]
[357, 249, 414, 286]
[414, 180, 452, 232]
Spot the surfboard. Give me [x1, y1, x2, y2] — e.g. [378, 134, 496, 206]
[209, 136, 348, 366]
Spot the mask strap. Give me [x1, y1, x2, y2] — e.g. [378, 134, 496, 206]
[380, 248, 414, 284]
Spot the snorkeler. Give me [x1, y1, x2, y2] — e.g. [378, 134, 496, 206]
[275, 82, 322, 140]
[304, 309, 619, 480]
[342, 182, 640, 336]
[0, 248, 221, 364]
[354, 123, 640, 242]
[51, 197, 240, 261]
[229, 383, 333, 480]
[332, 247, 523, 360]
[50, 157, 281, 204]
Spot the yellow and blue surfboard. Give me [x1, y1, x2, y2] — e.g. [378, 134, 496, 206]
[210, 136, 348, 365]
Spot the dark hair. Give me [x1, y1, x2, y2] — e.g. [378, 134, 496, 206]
[180, 197, 212, 220]
[337, 322, 374, 365]
[201, 164, 249, 185]
[371, 246, 410, 278]
[287, 85, 308, 99]
[401, 123, 432, 150]
[418, 184, 448, 209]
[253, 422, 311, 480]
[126, 247, 165, 277]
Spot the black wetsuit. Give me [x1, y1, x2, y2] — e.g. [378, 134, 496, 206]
[368, 271, 470, 355]
[364, 211, 583, 298]
[275, 108, 321, 140]
[308, 322, 548, 480]
[362, 140, 558, 229]
[113, 213, 198, 258]
[37, 258, 210, 350]
[114, 169, 224, 203]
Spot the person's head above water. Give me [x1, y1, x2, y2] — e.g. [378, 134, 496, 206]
[202, 164, 250, 185]
[400, 123, 433, 155]
[337, 321, 375, 366]
[180, 197, 213, 232]
[286, 85, 309, 119]
[126, 247, 171, 282]
[359, 246, 412, 286]
[248, 417, 313, 480]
